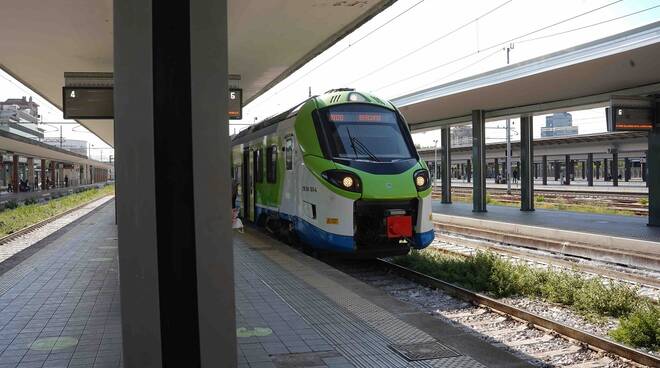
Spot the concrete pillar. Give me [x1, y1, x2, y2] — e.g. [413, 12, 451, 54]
[11, 154, 19, 192]
[587, 153, 594, 187]
[564, 155, 570, 185]
[604, 158, 609, 181]
[466, 159, 472, 183]
[494, 158, 499, 177]
[440, 127, 451, 204]
[642, 153, 647, 183]
[624, 158, 631, 182]
[553, 160, 560, 181]
[115, 0, 236, 365]
[520, 115, 534, 211]
[534, 163, 538, 179]
[612, 151, 619, 187]
[595, 161, 600, 180]
[542, 156, 547, 185]
[40, 159, 46, 190]
[581, 161, 585, 179]
[27, 158, 35, 191]
[649, 128, 659, 226]
[472, 110, 487, 212]
[50, 161, 56, 188]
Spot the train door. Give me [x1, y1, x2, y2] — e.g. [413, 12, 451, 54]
[242, 147, 251, 221]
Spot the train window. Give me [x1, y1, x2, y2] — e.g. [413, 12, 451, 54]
[319, 104, 414, 161]
[266, 145, 277, 183]
[255, 149, 264, 182]
[285, 137, 293, 170]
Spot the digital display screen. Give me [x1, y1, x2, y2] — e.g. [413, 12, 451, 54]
[62, 87, 113, 119]
[327, 112, 391, 123]
[228, 88, 242, 120]
[608, 107, 655, 131]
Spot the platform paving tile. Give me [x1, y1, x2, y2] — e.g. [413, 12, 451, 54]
[0, 202, 121, 368]
[235, 232, 487, 368]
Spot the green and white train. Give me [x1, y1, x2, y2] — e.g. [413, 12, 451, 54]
[231, 89, 434, 257]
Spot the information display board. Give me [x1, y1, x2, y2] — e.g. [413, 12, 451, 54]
[228, 88, 242, 120]
[607, 96, 656, 132]
[62, 87, 114, 119]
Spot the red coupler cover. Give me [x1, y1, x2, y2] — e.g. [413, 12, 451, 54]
[387, 215, 412, 238]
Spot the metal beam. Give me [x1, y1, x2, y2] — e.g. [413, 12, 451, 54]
[472, 110, 487, 212]
[520, 115, 534, 211]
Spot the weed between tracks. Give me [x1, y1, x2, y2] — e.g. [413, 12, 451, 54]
[0, 184, 114, 237]
[392, 250, 659, 351]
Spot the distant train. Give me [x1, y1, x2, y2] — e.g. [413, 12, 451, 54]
[231, 88, 434, 257]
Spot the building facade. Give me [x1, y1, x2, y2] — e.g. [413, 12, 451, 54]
[0, 96, 44, 140]
[540, 112, 578, 137]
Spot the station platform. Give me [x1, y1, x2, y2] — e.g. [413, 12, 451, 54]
[0, 200, 121, 368]
[0, 198, 531, 368]
[432, 202, 660, 269]
[235, 230, 530, 368]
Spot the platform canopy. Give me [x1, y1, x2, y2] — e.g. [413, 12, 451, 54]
[0, 131, 113, 169]
[393, 22, 660, 131]
[0, 0, 394, 147]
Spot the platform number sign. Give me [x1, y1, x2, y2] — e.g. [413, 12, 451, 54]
[228, 88, 242, 120]
[62, 87, 114, 119]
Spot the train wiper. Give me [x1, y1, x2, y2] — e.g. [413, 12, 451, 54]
[350, 135, 380, 162]
[345, 127, 359, 160]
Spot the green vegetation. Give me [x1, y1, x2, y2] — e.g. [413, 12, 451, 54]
[392, 250, 659, 351]
[639, 198, 649, 206]
[0, 185, 114, 237]
[535, 195, 545, 202]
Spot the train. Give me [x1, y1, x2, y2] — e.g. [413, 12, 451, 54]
[231, 88, 434, 257]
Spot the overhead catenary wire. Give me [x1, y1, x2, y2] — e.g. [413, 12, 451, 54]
[253, 0, 428, 109]
[517, 3, 660, 44]
[367, 0, 625, 93]
[348, 0, 513, 86]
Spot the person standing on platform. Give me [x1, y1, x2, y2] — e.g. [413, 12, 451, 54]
[64, 175, 69, 188]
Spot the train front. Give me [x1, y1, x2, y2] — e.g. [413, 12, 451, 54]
[295, 90, 434, 257]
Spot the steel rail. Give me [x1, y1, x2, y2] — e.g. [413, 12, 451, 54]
[0, 195, 114, 246]
[376, 258, 660, 367]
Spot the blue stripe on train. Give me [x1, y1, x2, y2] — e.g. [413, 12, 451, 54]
[413, 229, 434, 249]
[254, 205, 432, 252]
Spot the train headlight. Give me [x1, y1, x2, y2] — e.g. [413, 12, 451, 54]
[321, 170, 361, 193]
[414, 170, 431, 191]
[342, 176, 354, 188]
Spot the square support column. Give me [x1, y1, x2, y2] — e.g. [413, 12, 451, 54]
[595, 161, 600, 180]
[27, 158, 34, 191]
[520, 115, 534, 211]
[612, 151, 619, 187]
[624, 158, 631, 182]
[466, 159, 472, 183]
[440, 127, 451, 204]
[587, 153, 594, 187]
[649, 126, 660, 226]
[41, 159, 46, 190]
[554, 160, 560, 181]
[114, 0, 235, 367]
[11, 155, 18, 192]
[471, 110, 487, 212]
[542, 155, 547, 185]
[604, 159, 609, 181]
[564, 155, 571, 185]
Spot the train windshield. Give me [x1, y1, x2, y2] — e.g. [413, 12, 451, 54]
[320, 104, 414, 162]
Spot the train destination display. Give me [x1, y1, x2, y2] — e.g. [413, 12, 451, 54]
[607, 96, 656, 132]
[63, 87, 114, 119]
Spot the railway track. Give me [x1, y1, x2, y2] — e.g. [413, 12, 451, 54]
[0, 194, 115, 247]
[429, 231, 660, 297]
[434, 187, 648, 216]
[329, 258, 660, 368]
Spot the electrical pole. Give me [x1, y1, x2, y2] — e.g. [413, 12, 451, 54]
[506, 118, 512, 195]
[505, 43, 514, 195]
[433, 139, 438, 193]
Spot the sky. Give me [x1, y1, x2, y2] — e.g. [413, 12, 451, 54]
[1, 0, 658, 154]
[230, 0, 660, 146]
[0, 69, 114, 161]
